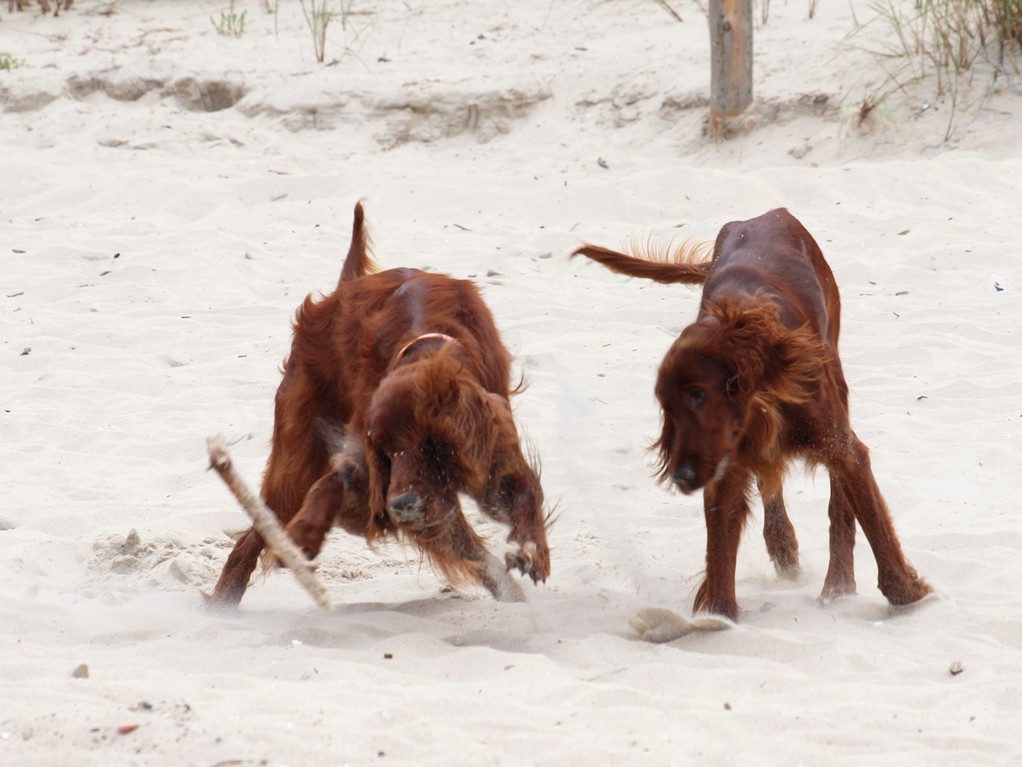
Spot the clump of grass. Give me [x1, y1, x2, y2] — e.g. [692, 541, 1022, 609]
[0, 52, 23, 72]
[868, 0, 1021, 91]
[300, 0, 361, 64]
[299, 0, 334, 63]
[851, 0, 1021, 141]
[212, 0, 247, 38]
[994, 0, 1022, 51]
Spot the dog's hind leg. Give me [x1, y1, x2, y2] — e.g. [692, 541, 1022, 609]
[209, 361, 332, 606]
[826, 433, 930, 606]
[820, 470, 857, 602]
[761, 484, 800, 578]
[208, 528, 266, 608]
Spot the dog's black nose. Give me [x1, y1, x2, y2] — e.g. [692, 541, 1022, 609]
[388, 492, 422, 522]
[672, 465, 696, 485]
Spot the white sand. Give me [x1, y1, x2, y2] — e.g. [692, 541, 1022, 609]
[2, 1, 1021, 764]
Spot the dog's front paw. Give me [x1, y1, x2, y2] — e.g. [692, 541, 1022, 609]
[505, 540, 550, 584]
[479, 552, 526, 603]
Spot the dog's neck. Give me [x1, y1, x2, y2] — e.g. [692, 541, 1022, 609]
[391, 332, 457, 369]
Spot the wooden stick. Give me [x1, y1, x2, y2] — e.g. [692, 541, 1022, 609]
[206, 435, 332, 611]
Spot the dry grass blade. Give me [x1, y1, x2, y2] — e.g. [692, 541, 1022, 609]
[654, 0, 684, 22]
[846, 0, 1021, 141]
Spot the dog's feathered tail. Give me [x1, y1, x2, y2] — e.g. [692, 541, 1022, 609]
[571, 239, 713, 285]
[339, 200, 379, 285]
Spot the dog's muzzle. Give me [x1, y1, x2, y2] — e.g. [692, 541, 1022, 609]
[387, 492, 423, 523]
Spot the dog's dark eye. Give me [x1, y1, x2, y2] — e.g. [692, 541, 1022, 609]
[687, 388, 707, 411]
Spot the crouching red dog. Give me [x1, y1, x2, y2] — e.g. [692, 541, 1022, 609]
[573, 208, 930, 621]
[209, 202, 550, 607]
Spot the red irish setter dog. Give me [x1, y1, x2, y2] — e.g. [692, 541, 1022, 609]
[209, 202, 550, 606]
[573, 208, 930, 621]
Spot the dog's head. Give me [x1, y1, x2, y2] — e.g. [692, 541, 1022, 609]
[654, 316, 743, 494]
[655, 301, 827, 494]
[365, 345, 508, 537]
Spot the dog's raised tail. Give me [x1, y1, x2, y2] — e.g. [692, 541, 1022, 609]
[572, 240, 713, 285]
[339, 200, 378, 284]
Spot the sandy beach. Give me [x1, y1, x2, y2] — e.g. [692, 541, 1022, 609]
[2, 1, 1022, 764]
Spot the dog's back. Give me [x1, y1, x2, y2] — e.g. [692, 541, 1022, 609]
[575, 208, 841, 348]
[316, 202, 513, 406]
[702, 208, 840, 346]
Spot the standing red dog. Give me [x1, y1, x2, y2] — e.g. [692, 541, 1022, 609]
[210, 202, 550, 607]
[574, 208, 930, 621]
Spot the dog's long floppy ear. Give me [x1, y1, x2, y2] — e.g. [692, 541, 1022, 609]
[652, 407, 676, 485]
[710, 299, 827, 407]
[483, 391, 518, 441]
[365, 439, 392, 543]
[763, 322, 830, 405]
[415, 351, 495, 448]
[420, 367, 461, 417]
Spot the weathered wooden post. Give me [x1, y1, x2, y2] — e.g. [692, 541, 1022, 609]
[709, 0, 753, 136]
